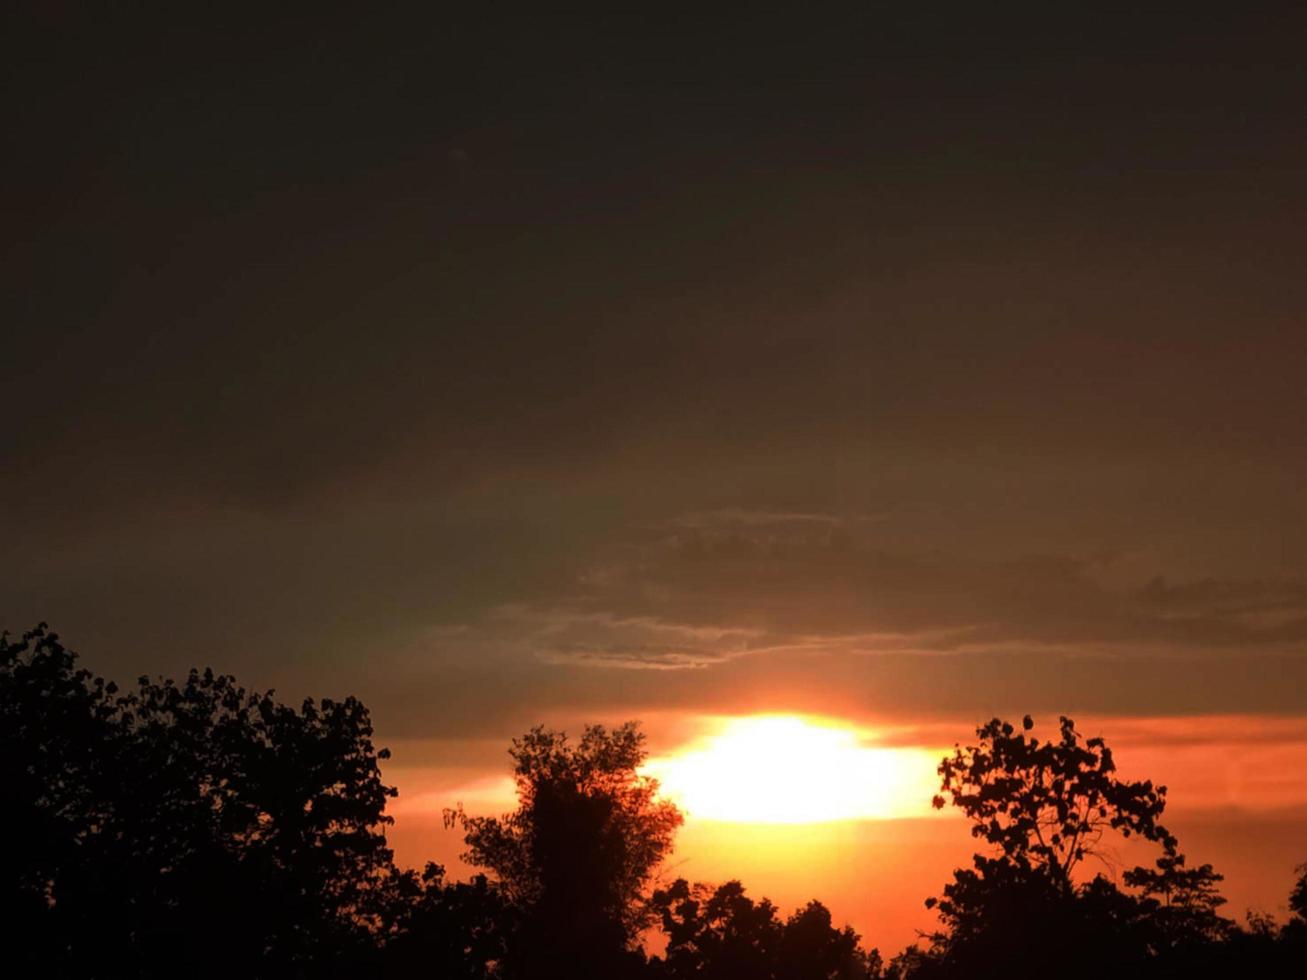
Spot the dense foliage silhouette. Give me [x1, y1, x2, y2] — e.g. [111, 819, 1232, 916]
[4, 625, 1304, 979]
[2, 624, 397, 976]
[446, 722, 684, 979]
[381, 863, 507, 978]
[900, 715, 1285, 980]
[651, 878, 879, 979]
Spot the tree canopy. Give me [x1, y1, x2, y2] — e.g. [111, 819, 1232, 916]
[931, 715, 1174, 888]
[448, 722, 684, 978]
[2, 624, 398, 976]
[5, 625, 1305, 979]
[652, 878, 878, 980]
[916, 715, 1238, 979]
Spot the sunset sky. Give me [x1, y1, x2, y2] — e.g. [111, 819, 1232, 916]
[5, 4, 1307, 955]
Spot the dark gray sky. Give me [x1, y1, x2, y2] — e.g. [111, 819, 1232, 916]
[5, 4, 1307, 742]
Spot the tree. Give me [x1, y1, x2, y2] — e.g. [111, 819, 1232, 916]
[780, 899, 881, 980]
[1291, 863, 1307, 923]
[447, 722, 683, 979]
[380, 862, 507, 979]
[931, 715, 1174, 892]
[1283, 862, 1307, 952]
[1123, 851, 1232, 950]
[654, 879, 784, 980]
[2, 624, 400, 977]
[917, 715, 1231, 980]
[0, 624, 121, 971]
[651, 879, 878, 980]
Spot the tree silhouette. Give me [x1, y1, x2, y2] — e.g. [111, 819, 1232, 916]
[1, 624, 120, 972]
[447, 722, 683, 979]
[1292, 863, 1307, 923]
[380, 862, 507, 978]
[2, 624, 398, 977]
[917, 715, 1233, 980]
[654, 879, 784, 980]
[651, 878, 879, 980]
[781, 899, 881, 980]
[1123, 851, 1231, 951]
[10, 626, 1306, 979]
[931, 715, 1174, 890]
[1283, 862, 1307, 954]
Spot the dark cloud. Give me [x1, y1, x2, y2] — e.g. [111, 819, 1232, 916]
[527, 517, 1307, 655]
[3, 4, 1307, 745]
[539, 645, 733, 671]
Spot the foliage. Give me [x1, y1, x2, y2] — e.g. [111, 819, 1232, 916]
[918, 715, 1243, 980]
[1292, 863, 1307, 922]
[380, 862, 507, 979]
[1, 624, 120, 969]
[447, 721, 683, 978]
[2, 624, 398, 977]
[7, 627, 1307, 979]
[1283, 863, 1307, 953]
[1123, 851, 1232, 949]
[652, 878, 879, 980]
[931, 715, 1173, 890]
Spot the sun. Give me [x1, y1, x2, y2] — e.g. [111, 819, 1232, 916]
[643, 715, 941, 824]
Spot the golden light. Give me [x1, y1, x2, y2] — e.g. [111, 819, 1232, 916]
[644, 715, 942, 824]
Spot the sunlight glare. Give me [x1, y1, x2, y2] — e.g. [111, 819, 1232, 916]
[644, 715, 940, 824]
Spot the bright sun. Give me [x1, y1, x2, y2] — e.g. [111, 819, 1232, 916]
[643, 715, 941, 824]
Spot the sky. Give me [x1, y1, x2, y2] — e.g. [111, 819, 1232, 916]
[5, 2, 1307, 954]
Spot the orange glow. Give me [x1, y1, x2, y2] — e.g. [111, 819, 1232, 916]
[643, 715, 942, 823]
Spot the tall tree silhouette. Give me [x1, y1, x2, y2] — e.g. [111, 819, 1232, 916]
[914, 715, 1231, 980]
[931, 715, 1174, 890]
[447, 722, 683, 979]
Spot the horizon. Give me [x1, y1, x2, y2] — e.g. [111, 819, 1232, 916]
[14, 621, 1306, 956]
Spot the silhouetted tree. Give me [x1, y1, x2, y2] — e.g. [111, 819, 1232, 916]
[1291, 862, 1307, 923]
[1, 624, 120, 973]
[780, 899, 882, 980]
[654, 879, 784, 980]
[2, 624, 399, 977]
[931, 715, 1174, 891]
[908, 854, 1152, 979]
[447, 722, 683, 979]
[912, 715, 1232, 980]
[651, 878, 878, 980]
[14, 629, 1303, 980]
[380, 862, 507, 979]
[1283, 862, 1307, 954]
[1123, 851, 1232, 951]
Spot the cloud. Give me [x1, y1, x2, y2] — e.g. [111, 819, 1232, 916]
[660, 508, 880, 531]
[485, 604, 764, 671]
[515, 518, 1307, 664]
[538, 645, 732, 670]
[308, 506, 1307, 737]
